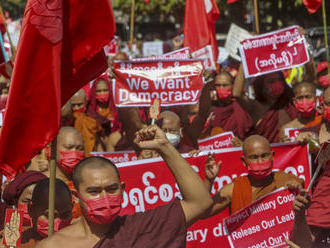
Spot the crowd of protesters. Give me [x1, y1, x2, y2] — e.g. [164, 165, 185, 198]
[0, 13, 329, 247]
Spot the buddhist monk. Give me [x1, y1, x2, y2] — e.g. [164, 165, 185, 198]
[87, 75, 121, 152]
[279, 82, 322, 142]
[203, 135, 303, 216]
[18, 178, 72, 247]
[185, 69, 254, 144]
[36, 125, 212, 248]
[1, 171, 47, 232]
[69, 90, 102, 154]
[296, 87, 330, 145]
[54, 127, 85, 219]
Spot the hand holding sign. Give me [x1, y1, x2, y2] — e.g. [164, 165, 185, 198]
[4, 210, 21, 247]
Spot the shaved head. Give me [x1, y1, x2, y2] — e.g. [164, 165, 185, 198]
[56, 127, 84, 161]
[58, 126, 83, 141]
[159, 111, 181, 133]
[71, 89, 86, 101]
[243, 135, 271, 156]
[73, 156, 119, 190]
[159, 111, 180, 125]
[293, 82, 316, 96]
[70, 89, 87, 112]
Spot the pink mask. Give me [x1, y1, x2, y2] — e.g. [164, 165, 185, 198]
[245, 159, 273, 180]
[37, 218, 72, 237]
[319, 74, 329, 88]
[73, 106, 86, 113]
[96, 92, 109, 104]
[323, 106, 330, 122]
[79, 194, 122, 225]
[268, 81, 284, 98]
[295, 99, 316, 117]
[18, 203, 32, 226]
[58, 150, 84, 175]
[216, 88, 233, 101]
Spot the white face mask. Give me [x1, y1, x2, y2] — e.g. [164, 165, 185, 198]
[165, 132, 181, 147]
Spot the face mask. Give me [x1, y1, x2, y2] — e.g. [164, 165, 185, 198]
[319, 75, 329, 88]
[58, 150, 84, 175]
[323, 106, 330, 122]
[295, 99, 316, 117]
[166, 132, 181, 147]
[96, 92, 109, 104]
[37, 218, 71, 237]
[245, 159, 273, 180]
[268, 81, 284, 98]
[216, 88, 233, 101]
[79, 194, 122, 225]
[18, 203, 32, 226]
[73, 106, 86, 113]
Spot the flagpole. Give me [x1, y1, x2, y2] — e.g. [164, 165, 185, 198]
[0, 4, 16, 58]
[48, 139, 57, 236]
[253, 0, 260, 34]
[129, 0, 135, 56]
[322, 0, 330, 82]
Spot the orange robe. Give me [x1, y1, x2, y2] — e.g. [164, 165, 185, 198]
[73, 112, 102, 155]
[230, 171, 303, 214]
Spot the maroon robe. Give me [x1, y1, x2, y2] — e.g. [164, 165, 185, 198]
[211, 100, 254, 140]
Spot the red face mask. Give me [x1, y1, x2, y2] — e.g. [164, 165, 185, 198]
[37, 217, 71, 237]
[79, 194, 122, 225]
[323, 106, 330, 122]
[268, 81, 284, 98]
[295, 99, 316, 117]
[58, 150, 84, 175]
[319, 75, 329, 88]
[73, 106, 86, 113]
[245, 159, 273, 180]
[18, 203, 32, 226]
[216, 88, 233, 101]
[96, 92, 109, 104]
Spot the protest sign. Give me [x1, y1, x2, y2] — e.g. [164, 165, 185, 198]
[198, 132, 234, 151]
[142, 41, 163, 57]
[90, 151, 138, 164]
[239, 26, 310, 78]
[133, 47, 191, 62]
[284, 128, 301, 142]
[104, 36, 118, 57]
[116, 143, 311, 247]
[191, 45, 216, 71]
[225, 23, 253, 61]
[113, 59, 204, 107]
[224, 188, 295, 248]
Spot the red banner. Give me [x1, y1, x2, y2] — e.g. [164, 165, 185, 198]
[224, 188, 295, 248]
[133, 47, 191, 62]
[239, 26, 310, 78]
[116, 144, 311, 246]
[90, 151, 138, 164]
[198, 132, 234, 151]
[113, 60, 204, 107]
[104, 36, 118, 57]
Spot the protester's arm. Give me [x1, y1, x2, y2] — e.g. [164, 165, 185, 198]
[183, 82, 213, 142]
[232, 64, 245, 97]
[291, 189, 314, 247]
[134, 125, 213, 226]
[200, 183, 233, 219]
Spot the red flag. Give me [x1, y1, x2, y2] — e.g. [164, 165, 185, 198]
[0, 0, 116, 178]
[183, 0, 219, 70]
[303, 0, 322, 13]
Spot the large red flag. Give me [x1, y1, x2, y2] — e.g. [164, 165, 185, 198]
[303, 0, 322, 13]
[0, 0, 116, 178]
[183, 0, 219, 70]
